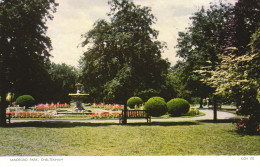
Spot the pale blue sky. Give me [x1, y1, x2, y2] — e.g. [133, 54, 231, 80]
[47, 0, 236, 67]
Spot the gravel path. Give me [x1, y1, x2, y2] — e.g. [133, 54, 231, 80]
[11, 109, 236, 124]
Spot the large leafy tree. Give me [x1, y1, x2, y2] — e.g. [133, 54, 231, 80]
[0, 0, 58, 126]
[200, 0, 260, 111]
[204, 0, 260, 116]
[175, 2, 232, 117]
[80, 0, 169, 104]
[48, 63, 78, 103]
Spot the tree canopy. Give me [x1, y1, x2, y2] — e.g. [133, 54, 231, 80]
[175, 0, 260, 118]
[48, 62, 78, 103]
[197, 0, 260, 115]
[80, 0, 170, 104]
[174, 2, 232, 110]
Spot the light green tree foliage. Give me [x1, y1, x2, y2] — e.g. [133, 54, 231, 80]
[201, 28, 260, 103]
[80, 0, 169, 104]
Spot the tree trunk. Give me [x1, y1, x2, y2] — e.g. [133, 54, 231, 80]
[199, 97, 203, 108]
[122, 100, 127, 124]
[0, 56, 8, 127]
[0, 93, 8, 127]
[213, 95, 217, 122]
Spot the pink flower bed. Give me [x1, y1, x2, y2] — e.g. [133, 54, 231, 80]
[91, 103, 124, 111]
[33, 103, 70, 111]
[89, 111, 122, 119]
[6, 111, 53, 118]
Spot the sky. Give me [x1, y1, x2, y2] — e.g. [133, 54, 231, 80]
[46, 0, 236, 68]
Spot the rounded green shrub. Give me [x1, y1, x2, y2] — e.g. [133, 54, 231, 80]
[144, 97, 167, 117]
[167, 98, 190, 116]
[127, 97, 143, 109]
[16, 95, 35, 108]
[148, 96, 166, 103]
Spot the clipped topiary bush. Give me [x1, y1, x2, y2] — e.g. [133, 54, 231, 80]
[144, 97, 167, 117]
[148, 96, 166, 103]
[127, 96, 143, 109]
[16, 95, 35, 108]
[167, 98, 190, 116]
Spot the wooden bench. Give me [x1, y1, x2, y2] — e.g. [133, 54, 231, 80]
[6, 113, 11, 124]
[119, 110, 151, 124]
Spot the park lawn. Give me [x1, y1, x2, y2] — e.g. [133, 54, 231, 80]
[0, 121, 259, 156]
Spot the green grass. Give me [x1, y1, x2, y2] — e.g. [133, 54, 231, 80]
[0, 121, 259, 156]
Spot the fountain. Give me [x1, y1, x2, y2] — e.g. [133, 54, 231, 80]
[69, 83, 89, 111]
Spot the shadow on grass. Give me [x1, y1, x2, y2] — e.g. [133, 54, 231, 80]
[6, 121, 117, 128]
[5, 120, 200, 128]
[123, 121, 200, 126]
[199, 118, 239, 124]
[226, 128, 260, 136]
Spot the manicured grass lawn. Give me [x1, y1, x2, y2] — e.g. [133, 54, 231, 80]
[0, 121, 259, 156]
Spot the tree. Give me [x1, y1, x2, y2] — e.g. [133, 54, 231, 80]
[48, 63, 78, 103]
[0, 0, 58, 126]
[199, 0, 260, 115]
[80, 0, 169, 105]
[175, 2, 232, 120]
[204, 28, 260, 116]
[220, 0, 260, 55]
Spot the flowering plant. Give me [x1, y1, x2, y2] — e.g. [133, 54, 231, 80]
[33, 103, 70, 111]
[6, 111, 53, 118]
[233, 116, 260, 135]
[89, 112, 122, 119]
[91, 103, 124, 111]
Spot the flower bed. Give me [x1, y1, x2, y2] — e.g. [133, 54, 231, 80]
[89, 111, 122, 119]
[6, 111, 53, 118]
[91, 103, 124, 111]
[33, 103, 70, 111]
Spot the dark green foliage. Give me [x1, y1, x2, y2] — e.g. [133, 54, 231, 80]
[222, 0, 260, 54]
[167, 98, 190, 116]
[137, 89, 160, 102]
[237, 95, 260, 116]
[80, 0, 169, 103]
[127, 97, 143, 109]
[48, 62, 78, 103]
[16, 95, 35, 108]
[0, 0, 58, 126]
[174, 2, 232, 107]
[144, 97, 167, 117]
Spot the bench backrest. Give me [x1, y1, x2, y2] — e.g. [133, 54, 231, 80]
[122, 110, 151, 118]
